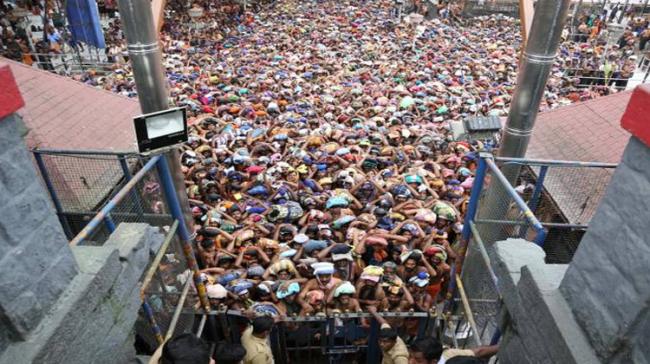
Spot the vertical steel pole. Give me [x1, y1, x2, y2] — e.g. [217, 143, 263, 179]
[528, 165, 548, 213]
[116, 0, 194, 230]
[34, 151, 75, 239]
[448, 154, 489, 306]
[366, 318, 381, 364]
[156, 157, 211, 312]
[461, 154, 490, 243]
[498, 0, 571, 183]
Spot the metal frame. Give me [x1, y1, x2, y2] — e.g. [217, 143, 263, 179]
[69, 155, 161, 246]
[453, 154, 619, 349]
[59, 151, 213, 347]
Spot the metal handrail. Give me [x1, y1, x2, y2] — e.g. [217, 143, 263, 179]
[456, 274, 483, 347]
[140, 220, 179, 297]
[495, 156, 618, 168]
[165, 276, 193, 341]
[32, 148, 138, 156]
[69, 155, 161, 246]
[484, 158, 547, 246]
[180, 309, 437, 320]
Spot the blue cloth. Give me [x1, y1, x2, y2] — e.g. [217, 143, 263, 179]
[66, 0, 105, 48]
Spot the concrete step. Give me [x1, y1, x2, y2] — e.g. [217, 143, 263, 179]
[0, 246, 122, 364]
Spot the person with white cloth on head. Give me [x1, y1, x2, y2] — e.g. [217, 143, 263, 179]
[298, 262, 340, 313]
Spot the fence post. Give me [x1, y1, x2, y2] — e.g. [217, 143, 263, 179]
[142, 298, 165, 345]
[528, 165, 548, 214]
[366, 318, 381, 364]
[104, 213, 117, 233]
[461, 153, 490, 243]
[33, 151, 75, 239]
[155, 156, 211, 312]
[450, 153, 490, 308]
[118, 154, 145, 218]
[519, 165, 548, 239]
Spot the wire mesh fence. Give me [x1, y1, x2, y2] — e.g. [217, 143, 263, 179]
[138, 223, 197, 352]
[32, 149, 174, 243]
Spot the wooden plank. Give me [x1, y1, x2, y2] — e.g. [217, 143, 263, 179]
[519, 0, 535, 45]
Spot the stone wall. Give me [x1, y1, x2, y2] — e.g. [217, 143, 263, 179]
[0, 223, 164, 364]
[494, 136, 650, 364]
[0, 114, 79, 351]
[560, 136, 650, 364]
[491, 239, 599, 364]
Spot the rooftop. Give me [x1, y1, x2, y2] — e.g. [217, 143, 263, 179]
[0, 58, 140, 152]
[526, 90, 632, 225]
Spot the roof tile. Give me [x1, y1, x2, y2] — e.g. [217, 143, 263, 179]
[1, 57, 141, 152]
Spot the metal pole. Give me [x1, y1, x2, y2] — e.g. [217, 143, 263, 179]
[156, 156, 211, 312]
[618, 0, 628, 23]
[116, 0, 168, 112]
[116, 0, 194, 230]
[456, 275, 483, 347]
[165, 277, 193, 341]
[142, 298, 165, 345]
[448, 153, 489, 307]
[498, 0, 571, 183]
[527, 165, 548, 213]
[460, 154, 490, 243]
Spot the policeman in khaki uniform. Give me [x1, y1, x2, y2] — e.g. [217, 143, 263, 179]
[242, 316, 275, 364]
[368, 306, 410, 364]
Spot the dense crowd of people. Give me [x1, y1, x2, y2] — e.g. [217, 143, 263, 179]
[562, 9, 645, 90]
[80, 0, 644, 108]
[167, 0, 505, 322]
[138, 1, 512, 361]
[2, 0, 647, 362]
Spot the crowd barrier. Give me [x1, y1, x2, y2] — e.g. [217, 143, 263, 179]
[454, 154, 617, 345]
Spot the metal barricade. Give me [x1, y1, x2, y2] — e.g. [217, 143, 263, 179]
[61, 153, 212, 354]
[452, 154, 618, 347]
[163, 309, 441, 364]
[32, 149, 174, 242]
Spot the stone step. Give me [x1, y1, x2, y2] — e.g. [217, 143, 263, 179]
[0, 246, 122, 364]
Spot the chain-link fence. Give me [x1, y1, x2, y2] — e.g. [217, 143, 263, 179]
[137, 221, 198, 352]
[32, 149, 173, 243]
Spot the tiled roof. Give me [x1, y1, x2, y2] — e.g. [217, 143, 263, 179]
[1, 58, 141, 152]
[526, 90, 632, 224]
[527, 91, 632, 163]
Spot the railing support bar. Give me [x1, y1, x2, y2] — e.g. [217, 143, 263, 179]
[33, 152, 74, 239]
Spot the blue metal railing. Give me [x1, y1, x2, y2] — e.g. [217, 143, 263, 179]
[62, 152, 212, 348]
[69, 155, 161, 246]
[32, 148, 144, 240]
[451, 153, 618, 346]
